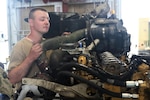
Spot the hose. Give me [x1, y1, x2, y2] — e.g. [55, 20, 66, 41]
[57, 71, 122, 98]
[119, 58, 144, 79]
[94, 57, 142, 81]
[41, 28, 86, 50]
[131, 55, 150, 65]
[58, 59, 144, 88]
[57, 62, 126, 87]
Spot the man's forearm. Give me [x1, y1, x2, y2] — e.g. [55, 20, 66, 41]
[8, 57, 33, 84]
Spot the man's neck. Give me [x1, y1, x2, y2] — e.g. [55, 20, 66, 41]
[26, 32, 42, 44]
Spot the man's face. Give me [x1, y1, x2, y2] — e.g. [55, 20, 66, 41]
[30, 10, 50, 34]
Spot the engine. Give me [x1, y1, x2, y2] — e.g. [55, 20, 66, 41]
[20, 36, 150, 100]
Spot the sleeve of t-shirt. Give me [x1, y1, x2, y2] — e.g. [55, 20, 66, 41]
[7, 42, 26, 71]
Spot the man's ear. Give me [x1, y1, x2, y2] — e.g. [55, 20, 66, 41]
[28, 19, 33, 26]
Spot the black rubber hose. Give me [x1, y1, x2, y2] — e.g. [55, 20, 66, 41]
[131, 55, 150, 65]
[93, 67, 128, 81]
[58, 62, 126, 87]
[119, 58, 143, 79]
[95, 57, 142, 81]
[57, 71, 122, 98]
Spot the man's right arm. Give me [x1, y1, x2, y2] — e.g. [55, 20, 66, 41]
[8, 43, 43, 85]
[8, 56, 34, 85]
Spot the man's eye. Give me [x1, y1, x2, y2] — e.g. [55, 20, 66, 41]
[40, 18, 49, 21]
[40, 19, 45, 21]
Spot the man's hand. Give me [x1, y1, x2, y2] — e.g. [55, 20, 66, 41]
[28, 43, 43, 61]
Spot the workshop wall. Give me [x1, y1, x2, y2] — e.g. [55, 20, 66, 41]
[68, 3, 95, 15]
[18, 6, 54, 31]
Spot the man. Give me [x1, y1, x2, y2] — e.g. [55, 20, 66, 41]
[8, 8, 50, 86]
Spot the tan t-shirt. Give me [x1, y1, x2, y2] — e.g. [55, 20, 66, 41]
[8, 37, 41, 88]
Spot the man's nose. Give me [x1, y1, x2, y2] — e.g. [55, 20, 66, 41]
[45, 20, 49, 25]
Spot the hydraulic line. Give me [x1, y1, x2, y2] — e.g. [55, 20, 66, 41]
[118, 58, 143, 80]
[57, 71, 139, 99]
[57, 71, 122, 98]
[131, 55, 150, 65]
[94, 57, 143, 81]
[57, 62, 142, 87]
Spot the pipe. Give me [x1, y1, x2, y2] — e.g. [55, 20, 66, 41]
[59, 62, 144, 88]
[57, 71, 122, 98]
[57, 71, 138, 99]
[57, 62, 129, 87]
[118, 58, 143, 80]
[95, 57, 142, 81]
[41, 28, 86, 50]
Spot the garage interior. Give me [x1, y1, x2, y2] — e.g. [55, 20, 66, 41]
[0, 0, 150, 100]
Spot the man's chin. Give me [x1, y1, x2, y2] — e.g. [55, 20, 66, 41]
[42, 31, 49, 34]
